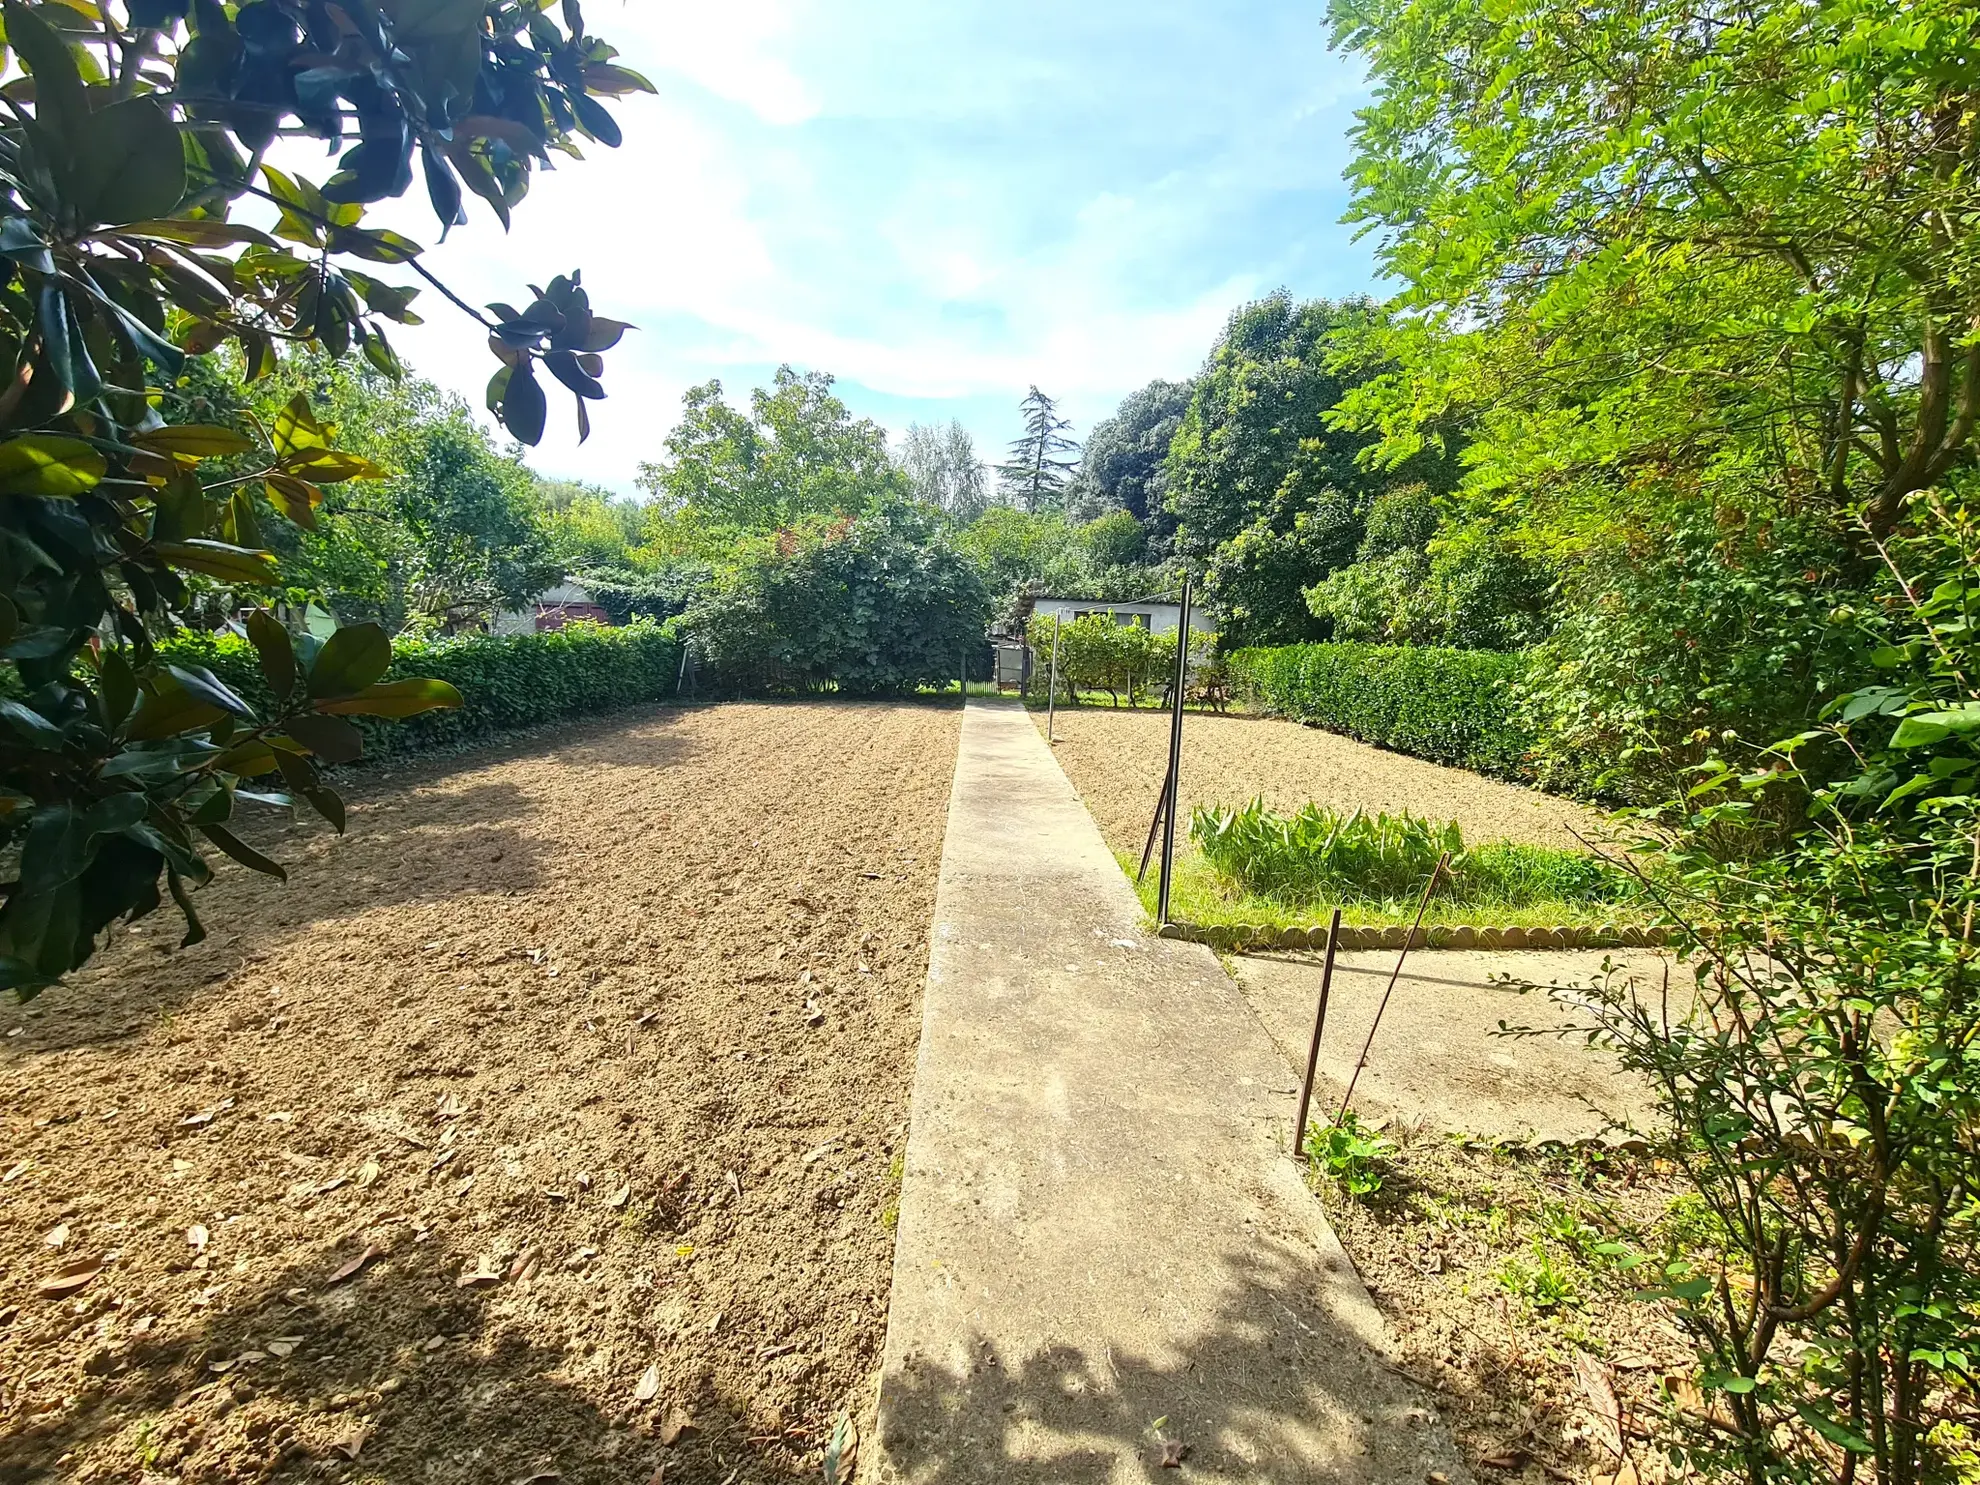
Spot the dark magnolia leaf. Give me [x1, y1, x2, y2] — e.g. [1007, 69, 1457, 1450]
[198, 822, 288, 881]
[213, 739, 281, 777]
[221, 488, 261, 549]
[581, 62, 657, 96]
[307, 622, 391, 698]
[317, 677, 463, 718]
[97, 648, 138, 728]
[304, 785, 346, 833]
[125, 678, 227, 742]
[456, 114, 543, 154]
[272, 392, 329, 455]
[544, 350, 605, 400]
[281, 712, 364, 764]
[0, 435, 107, 498]
[4, 4, 88, 142]
[188, 784, 234, 826]
[70, 97, 187, 226]
[95, 277, 188, 375]
[501, 358, 547, 445]
[1, 625, 76, 661]
[0, 217, 56, 275]
[166, 868, 207, 949]
[165, 664, 256, 718]
[332, 225, 425, 264]
[0, 698, 67, 750]
[281, 448, 387, 482]
[361, 326, 403, 378]
[246, 609, 297, 697]
[131, 424, 255, 458]
[421, 145, 466, 236]
[121, 216, 276, 248]
[154, 539, 278, 586]
[581, 317, 633, 352]
[569, 89, 622, 148]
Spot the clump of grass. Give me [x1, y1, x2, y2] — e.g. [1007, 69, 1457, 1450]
[1189, 799, 1635, 915]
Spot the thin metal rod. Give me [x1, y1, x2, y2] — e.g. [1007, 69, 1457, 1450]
[1292, 908, 1344, 1159]
[1136, 773, 1171, 885]
[1156, 577, 1191, 927]
[677, 643, 691, 697]
[1336, 853, 1449, 1123]
[1045, 616, 1062, 743]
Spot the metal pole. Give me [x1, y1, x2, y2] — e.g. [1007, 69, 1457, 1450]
[1337, 852, 1449, 1124]
[1292, 908, 1344, 1160]
[1135, 774, 1171, 885]
[1045, 616, 1062, 743]
[1156, 577, 1192, 927]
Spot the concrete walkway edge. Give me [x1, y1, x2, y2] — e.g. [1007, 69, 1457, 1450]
[872, 698, 1469, 1484]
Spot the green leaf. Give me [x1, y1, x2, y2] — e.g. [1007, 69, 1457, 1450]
[316, 677, 463, 718]
[0, 435, 108, 498]
[307, 622, 393, 698]
[198, 823, 287, 881]
[501, 358, 548, 445]
[246, 610, 297, 698]
[97, 648, 137, 728]
[125, 676, 227, 742]
[4, 3, 87, 143]
[281, 712, 364, 763]
[131, 424, 256, 458]
[165, 663, 255, 718]
[1890, 703, 1980, 748]
[303, 786, 346, 834]
[1793, 1402, 1875, 1454]
[69, 97, 187, 226]
[154, 539, 278, 586]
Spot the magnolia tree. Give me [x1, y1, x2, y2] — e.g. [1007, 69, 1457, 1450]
[0, 0, 647, 994]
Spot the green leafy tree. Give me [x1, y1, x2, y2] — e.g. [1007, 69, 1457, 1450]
[0, 0, 643, 994]
[1329, 0, 1980, 545]
[1068, 377, 1193, 531]
[680, 501, 989, 695]
[1165, 294, 1454, 645]
[637, 367, 902, 532]
[996, 385, 1080, 514]
[899, 419, 988, 523]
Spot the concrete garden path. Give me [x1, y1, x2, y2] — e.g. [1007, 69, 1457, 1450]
[873, 698, 1469, 1484]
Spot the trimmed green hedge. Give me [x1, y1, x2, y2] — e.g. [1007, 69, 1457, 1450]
[159, 621, 680, 762]
[1227, 642, 1535, 779]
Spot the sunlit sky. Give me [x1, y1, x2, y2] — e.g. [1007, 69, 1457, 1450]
[300, 2, 1378, 494]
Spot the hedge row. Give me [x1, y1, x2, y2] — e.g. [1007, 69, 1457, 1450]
[1226, 642, 1536, 779]
[159, 621, 681, 763]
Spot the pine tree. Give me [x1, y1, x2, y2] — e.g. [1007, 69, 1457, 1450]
[996, 386, 1080, 514]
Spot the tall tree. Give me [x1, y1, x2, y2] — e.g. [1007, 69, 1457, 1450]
[900, 419, 989, 522]
[1068, 379, 1193, 527]
[1164, 294, 1453, 645]
[637, 367, 902, 531]
[996, 387, 1080, 514]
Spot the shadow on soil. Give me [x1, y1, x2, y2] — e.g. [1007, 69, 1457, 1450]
[876, 1239, 1462, 1485]
[0, 1239, 775, 1485]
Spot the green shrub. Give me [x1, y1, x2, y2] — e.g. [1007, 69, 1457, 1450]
[158, 621, 680, 763]
[1227, 641, 1535, 778]
[1190, 798, 1630, 911]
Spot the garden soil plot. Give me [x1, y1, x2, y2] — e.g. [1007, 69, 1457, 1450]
[0, 699, 961, 1485]
[1035, 705, 1606, 855]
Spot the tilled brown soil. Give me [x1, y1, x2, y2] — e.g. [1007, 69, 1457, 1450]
[1035, 704, 1608, 853]
[0, 699, 961, 1485]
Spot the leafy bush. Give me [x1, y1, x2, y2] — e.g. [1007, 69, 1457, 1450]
[1228, 642, 1535, 777]
[680, 501, 989, 695]
[1511, 496, 1980, 1484]
[1190, 799, 1628, 911]
[1304, 1110, 1394, 1199]
[1024, 612, 1175, 705]
[159, 623, 679, 763]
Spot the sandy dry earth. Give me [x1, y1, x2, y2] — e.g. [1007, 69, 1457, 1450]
[0, 700, 961, 1485]
[1035, 705, 1608, 855]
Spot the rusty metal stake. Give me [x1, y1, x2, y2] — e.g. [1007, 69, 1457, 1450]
[1135, 773, 1171, 886]
[1291, 907, 1344, 1162]
[1336, 852, 1449, 1125]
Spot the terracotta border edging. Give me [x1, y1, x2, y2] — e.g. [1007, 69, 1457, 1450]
[1155, 921, 1672, 953]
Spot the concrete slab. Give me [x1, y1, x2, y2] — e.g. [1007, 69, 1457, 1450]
[874, 699, 1470, 1485]
[1230, 948, 1680, 1145]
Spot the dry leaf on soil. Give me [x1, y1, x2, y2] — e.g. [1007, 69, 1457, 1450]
[633, 1361, 660, 1403]
[187, 1224, 208, 1252]
[823, 1413, 858, 1485]
[325, 1243, 385, 1287]
[356, 1159, 381, 1188]
[457, 1257, 503, 1289]
[1573, 1351, 1625, 1459]
[42, 1222, 68, 1248]
[330, 1425, 366, 1460]
[38, 1257, 102, 1298]
[658, 1406, 694, 1446]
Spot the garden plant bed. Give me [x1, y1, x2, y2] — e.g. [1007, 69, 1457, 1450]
[1307, 1132, 1696, 1484]
[0, 700, 961, 1485]
[1033, 705, 1631, 929]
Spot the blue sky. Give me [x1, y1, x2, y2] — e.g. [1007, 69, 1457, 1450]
[326, 2, 1378, 494]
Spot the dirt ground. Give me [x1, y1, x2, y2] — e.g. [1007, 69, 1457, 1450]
[0, 699, 962, 1485]
[1034, 704, 1609, 855]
